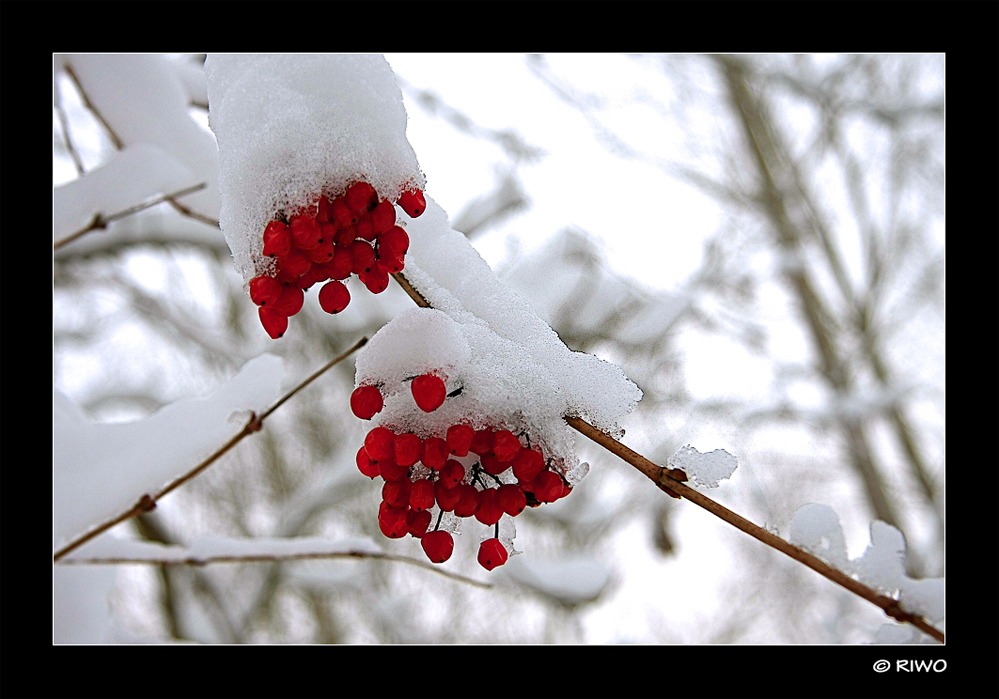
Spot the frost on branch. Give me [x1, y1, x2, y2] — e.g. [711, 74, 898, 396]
[668, 445, 738, 489]
[351, 197, 643, 570]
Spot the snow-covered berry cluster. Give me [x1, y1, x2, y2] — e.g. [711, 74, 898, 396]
[248, 183, 426, 338]
[352, 376, 571, 570]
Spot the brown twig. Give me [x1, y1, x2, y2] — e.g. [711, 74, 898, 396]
[54, 182, 209, 251]
[57, 547, 492, 590]
[53, 337, 368, 562]
[391, 268, 944, 643]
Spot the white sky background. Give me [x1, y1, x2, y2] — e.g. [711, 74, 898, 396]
[53, 53, 944, 644]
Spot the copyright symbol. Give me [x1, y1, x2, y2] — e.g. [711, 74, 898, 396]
[873, 659, 891, 673]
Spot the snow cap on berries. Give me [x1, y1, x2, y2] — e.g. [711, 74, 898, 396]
[205, 54, 426, 287]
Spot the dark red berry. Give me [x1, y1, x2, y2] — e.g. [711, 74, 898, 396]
[398, 189, 426, 218]
[474, 488, 503, 526]
[356, 446, 380, 479]
[407, 509, 432, 538]
[393, 432, 423, 468]
[271, 284, 304, 317]
[492, 430, 521, 462]
[345, 181, 377, 214]
[421, 530, 454, 564]
[319, 280, 351, 315]
[370, 199, 396, 235]
[348, 240, 376, 274]
[480, 453, 509, 476]
[378, 502, 410, 539]
[446, 424, 475, 456]
[359, 267, 389, 294]
[453, 484, 482, 518]
[477, 538, 509, 571]
[378, 225, 410, 259]
[421, 437, 449, 470]
[409, 478, 436, 512]
[316, 196, 333, 224]
[513, 448, 545, 484]
[364, 426, 396, 462]
[262, 221, 292, 258]
[258, 306, 288, 339]
[440, 459, 465, 488]
[249, 275, 282, 306]
[434, 479, 464, 512]
[411, 374, 446, 413]
[533, 471, 564, 503]
[350, 385, 383, 420]
[290, 214, 322, 250]
[470, 429, 496, 456]
[496, 484, 527, 517]
[378, 458, 410, 482]
[277, 249, 312, 278]
[330, 197, 356, 228]
[382, 478, 412, 509]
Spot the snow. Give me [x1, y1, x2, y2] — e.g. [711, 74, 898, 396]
[204, 54, 425, 287]
[54, 354, 284, 549]
[54, 143, 200, 240]
[501, 553, 613, 605]
[57, 54, 219, 222]
[667, 444, 738, 489]
[355, 197, 643, 477]
[787, 502, 850, 570]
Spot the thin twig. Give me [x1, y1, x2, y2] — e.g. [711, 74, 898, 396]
[54, 182, 209, 251]
[391, 268, 944, 643]
[53, 337, 368, 562]
[58, 548, 492, 590]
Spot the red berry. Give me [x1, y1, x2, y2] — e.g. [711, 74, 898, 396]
[434, 479, 465, 512]
[305, 238, 335, 264]
[350, 385, 383, 420]
[262, 221, 292, 257]
[477, 538, 509, 571]
[277, 249, 312, 278]
[354, 212, 376, 241]
[271, 284, 304, 317]
[421, 437, 449, 470]
[378, 458, 410, 482]
[258, 306, 288, 339]
[316, 196, 333, 224]
[421, 530, 454, 564]
[411, 374, 446, 413]
[334, 223, 357, 246]
[345, 181, 377, 214]
[378, 225, 410, 259]
[382, 478, 412, 509]
[359, 267, 390, 294]
[440, 459, 465, 488]
[410, 478, 436, 512]
[249, 275, 282, 306]
[406, 509, 432, 538]
[319, 280, 351, 315]
[480, 453, 509, 476]
[446, 424, 475, 456]
[290, 214, 322, 250]
[330, 197, 356, 228]
[356, 446, 380, 479]
[398, 189, 426, 218]
[453, 484, 482, 518]
[364, 426, 396, 462]
[474, 488, 503, 526]
[513, 448, 545, 484]
[370, 199, 396, 235]
[348, 240, 376, 274]
[470, 429, 495, 456]
[378, 502, 410, 539]
[324, 245, 354, 280]
[393, 432, 423, 468]
[492, 430, 522, 462]
[496, 484, 527, 517]
[533, 470, 564, 503]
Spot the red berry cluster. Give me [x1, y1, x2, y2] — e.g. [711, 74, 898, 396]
[351, 378, 571, 571]
[248, 182, 427, 339]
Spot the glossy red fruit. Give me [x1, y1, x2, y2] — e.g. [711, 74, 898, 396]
[350, 385, 383, 420]
[258, 306, 288, 339]
[421, 437, 449, 470]
[354, 213, 375, 241]
[411, 374, 446, 413]
[480, 453, 509, 477]
[378, 225, 410, 259]
[356, 446, 380, 479]
[330, 197, 356, 228]
[393, 432, 423, 468]
[262, 221, 292, 258]
[249, 275, 282, 306]
[492, 430, 522, 462]
[382, 478, 412, 509]
[421, 530, 454, 563]
[533, 470, 564, 503]
[477, 538, 509, 571]
[370, 199, 396, 235]
[378, 502, 410, 539]
[290, 214, 322, 250]
[359, 267, 389, 294]
[376, 249, 405, 275]
[470, 429, 496, 456]
[410, 478, 436, 512]
[440, 459, 465, 488]
[474, 488, 503, 526]
[271, 285, 304, 317]
[434, 479, 464, 512]
[364, 426, 396, 462]
[348, 240, 376, 274]
[513, 448, 545, 484]
[497, 484, 527, 517]
[277, 249, 312, 278]
[446, 424, 475, 456]
[378, 458, 410, 482]
[305, 238, 335, 264]
[398, 189, 426, 218]
[345, 181, 377, 214]
[319, 280, 351, 315]
[453, 484, 482, 518]
[407, 509, 432, 538]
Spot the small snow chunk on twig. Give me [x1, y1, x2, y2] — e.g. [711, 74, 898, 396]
[668, 445, 737, 489]
[787, 503, 849, 570]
